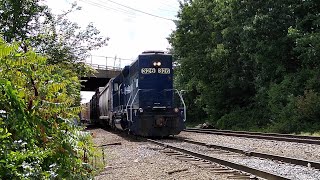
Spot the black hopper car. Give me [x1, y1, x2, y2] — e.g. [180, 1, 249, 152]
[88, 51, 186, 136]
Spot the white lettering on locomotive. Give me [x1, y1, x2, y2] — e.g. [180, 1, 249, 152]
[141, 68, 156, 74]
[158, 68, 170, 74]
[124, 84, 132, 95]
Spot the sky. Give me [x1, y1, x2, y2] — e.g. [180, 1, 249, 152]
[44, 0, 180, 103]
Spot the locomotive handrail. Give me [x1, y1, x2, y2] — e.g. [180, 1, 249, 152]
[126, 89, 141, 122]
[126, 88, 167, 122]
[175, 89, 187, 122]
[125, 90, 134, 121]
[126, 89, 152, 122]
[160, 89, 187, 122]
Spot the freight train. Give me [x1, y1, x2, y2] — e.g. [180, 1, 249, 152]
[85, 51, 186, 136]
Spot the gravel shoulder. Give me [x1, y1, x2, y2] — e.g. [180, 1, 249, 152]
[177, 131, 320, 162]
[89, 128, 230, 180]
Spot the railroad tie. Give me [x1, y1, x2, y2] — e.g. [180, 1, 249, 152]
[176, 157, 199, 161]
[222, 152, 237, 155]
[213, 151, 231, 154]
[213, 170, 237, 174]
[191, 161, 212, 165]
[175, 157, 192, 162]
[197, 164, 216, 168]
[165, 153, 182, 156]
[167, 168, 188, 175]
[162, 151, 181, 155]
[227, 175, 252, 179]
[208, 167, 230, 171]
[95, 142, 122, 147]
[228, 154, 245, 157]
[160, 150, 176, 153]
[174, 155, 189, 157]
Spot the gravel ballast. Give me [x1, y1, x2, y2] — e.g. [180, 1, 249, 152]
[90, 128, 231, 180]
[89, 128, 320, 179]
[166, 141, 320, 180]
[177, 131, 320, 162]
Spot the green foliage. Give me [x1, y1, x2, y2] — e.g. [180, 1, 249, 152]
[0, 38, 98, 179]
[0, 0, 107, 178]
[0, 0, 49, 42]
[170, 0, 320, 133]
[0, 1, 108, 76]
[30, 3, 108, 76]
[216, 107, 267, 131]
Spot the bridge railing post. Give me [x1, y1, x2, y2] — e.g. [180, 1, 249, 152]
[106, 56, 108, 70]
[113, 56, 117, 70]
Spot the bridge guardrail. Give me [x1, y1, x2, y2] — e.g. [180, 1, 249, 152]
[85, 55, 134, 71]
[87, 63, 122, 71]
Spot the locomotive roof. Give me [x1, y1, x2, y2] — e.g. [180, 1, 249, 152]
[127, 51, 171, 66]
[141, 50, 168, 54]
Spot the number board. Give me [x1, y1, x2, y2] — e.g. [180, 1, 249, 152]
[141, 68, 171, 74]
[158, 68, 170, 74]
[141, 68, 156, 74]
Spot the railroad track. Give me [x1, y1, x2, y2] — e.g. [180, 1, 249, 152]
[147, 137, 320, 180]
[98, 128, 320, 179]
[148, 138, 289, 180]
[178, 137, 320, 170]
[185, 128, 320, 145]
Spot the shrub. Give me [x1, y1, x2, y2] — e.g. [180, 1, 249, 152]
[0, 38, 98, 178]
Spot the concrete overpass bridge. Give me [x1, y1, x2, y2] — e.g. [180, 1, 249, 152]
[81, 56, 133, 91]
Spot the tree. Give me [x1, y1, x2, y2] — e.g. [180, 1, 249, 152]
[170, 0, 320, 133]
[0, 0, 108, 76]
[170, 0, 257, 126]
[0, 0, 49, 43]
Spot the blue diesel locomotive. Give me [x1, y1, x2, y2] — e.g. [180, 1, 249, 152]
[92, 51, 186, 136]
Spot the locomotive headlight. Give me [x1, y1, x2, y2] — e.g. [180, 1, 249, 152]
[174, 108, 179, 113]
[153, 61, 162, 67]
[139, 108, 144, 113]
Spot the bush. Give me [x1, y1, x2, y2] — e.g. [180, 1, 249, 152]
[266, 90, 320, 134]
[216, 107, 269, 131]
[0, 38, 98, 178]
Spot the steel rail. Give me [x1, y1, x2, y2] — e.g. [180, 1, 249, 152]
[185, 128, 320, 145]
[148, 139, 289, 180]
[187, 128, 320, 140]
[178, 138, 320, 170]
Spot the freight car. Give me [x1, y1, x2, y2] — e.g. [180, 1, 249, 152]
[89, 87, 104, 125]
[90, 51, 186, 136]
